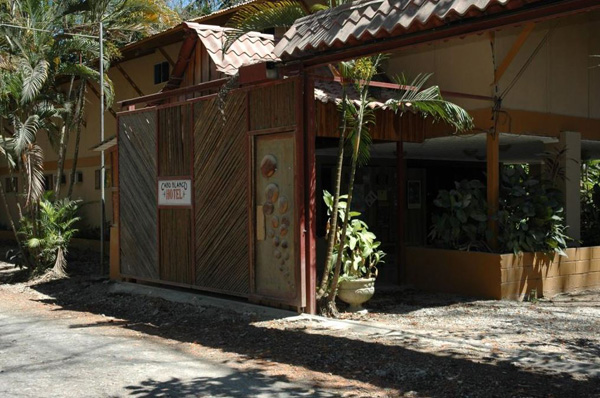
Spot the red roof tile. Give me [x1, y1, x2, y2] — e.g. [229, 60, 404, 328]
[184, 22, 278, 75]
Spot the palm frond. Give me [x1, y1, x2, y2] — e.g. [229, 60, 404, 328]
[224, 0, 306, 50]
[20, 59, 49, 104]
[13, 115, 40, 153]
[22, 143, 45, 208]
[386, 73, 473, 133]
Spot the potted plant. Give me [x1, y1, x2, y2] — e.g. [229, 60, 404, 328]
[323, 190, 385, 312]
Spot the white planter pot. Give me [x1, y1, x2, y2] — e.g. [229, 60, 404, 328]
[337, 277, 376, 313]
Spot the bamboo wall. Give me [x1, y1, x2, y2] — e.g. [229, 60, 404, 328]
[118, 111, 159, 279]
[117, 78, 304, 307]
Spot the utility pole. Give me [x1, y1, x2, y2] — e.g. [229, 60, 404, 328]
[99, 21, 106, 273]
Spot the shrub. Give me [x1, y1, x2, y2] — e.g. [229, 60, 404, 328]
[20, 194, 81, 274]
[429, 179, 489, 251]
[497, 165, 568, 256]
[581, 160, 600, 246]
[323, 190, 385, 281]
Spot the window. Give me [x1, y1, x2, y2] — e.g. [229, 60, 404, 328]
[4, 177, 18, 193]
[154, 61, 169, 85]
[95, 169, 111, 190]
[43, 175, 54, 191]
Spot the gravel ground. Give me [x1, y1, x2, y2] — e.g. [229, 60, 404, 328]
[1, 241, 599, 397]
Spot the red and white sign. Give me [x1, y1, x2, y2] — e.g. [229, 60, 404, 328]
[158, 179, 192, 207]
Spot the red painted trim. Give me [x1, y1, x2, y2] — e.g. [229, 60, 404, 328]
[311, 74, 494, 102]
[396, 140, 406, 284]
[294, 76, 307, 308]
[119, 77, 229, 108]
[155, 108, 161, 279]
[247, 125, 298, 136]
[304, 74, 317, 314]
[158, 175, 192, 181]
[189, 103, 196, 285]
[246, 92, 255, 295]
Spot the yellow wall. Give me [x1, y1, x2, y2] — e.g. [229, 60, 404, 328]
[0, 42, 182, 229]
[386, 10, 600, 122]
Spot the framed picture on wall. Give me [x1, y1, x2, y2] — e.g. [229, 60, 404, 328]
[407, 180, 421, 209]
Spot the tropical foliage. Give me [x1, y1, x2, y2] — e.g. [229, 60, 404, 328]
[497, 164, 569, 256]
[430, 156, 570, 256]
[314, 55, 473, 316]
[581, 160, 600, 246]
[20, 194, 82, 275]
[429, 179, 489, 251]
[0, 0, 177, 274]
[323, 190, 385, 281]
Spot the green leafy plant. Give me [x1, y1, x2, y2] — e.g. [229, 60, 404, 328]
[581, 160, 600, 246]
[496, 164, 568, 256]
[20, 194, 82, 275]
[323, 190, 385, 282]
[429, 179, 489, 251]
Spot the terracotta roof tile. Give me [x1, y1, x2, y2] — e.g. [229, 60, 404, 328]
[184, 22, 278, 75]
[274, 0, 543, 59]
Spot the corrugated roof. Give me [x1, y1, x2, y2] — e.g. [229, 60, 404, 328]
[184, 22, 278, 75]
[275, 0, 544, 59]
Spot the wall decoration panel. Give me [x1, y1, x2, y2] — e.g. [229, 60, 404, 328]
[253, 132, 297, 300]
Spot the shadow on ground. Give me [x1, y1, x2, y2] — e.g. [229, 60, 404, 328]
[124, 369, 334, 398]
[25, 275, 600, 398]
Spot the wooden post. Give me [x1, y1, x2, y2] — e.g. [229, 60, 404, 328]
[304, 76, 317, 314]
[396, 140, 405, 284]
[486, 131, 500, 249]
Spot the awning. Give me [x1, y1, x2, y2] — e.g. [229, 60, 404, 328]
[91, 135, 117, 152]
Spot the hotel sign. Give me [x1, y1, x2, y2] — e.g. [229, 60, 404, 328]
[158, 179, 192, 207]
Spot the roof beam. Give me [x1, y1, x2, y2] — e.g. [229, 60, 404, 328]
[158, 47, 176, 67]
[87, 82, 117, 119]
[116, 64, 144, 97]
[493, 22, 536, 85]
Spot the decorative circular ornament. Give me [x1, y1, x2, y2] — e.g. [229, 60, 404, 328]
[271, 216, 279, 229]
[277, 196, 289, 214]
[265, 183, 279, 202]
[280, 225, 288, 236]
[263, 202, 274, 215]
[281, 240, 288, 249]
[260, 155, 277, 178]
[281, 216, 290, 228]
[284, 252, 290, 261]
[267, 229, 275, 239]
[274, 249, 281, 259]
[273, 237, 280, 247]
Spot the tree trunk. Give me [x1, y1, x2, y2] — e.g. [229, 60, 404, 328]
[317, 86, 349, 301]
[323, 88, 368, 317]
[54, 122, 69, 198]
[0, 179, 31, 268]
[67, 82, 87, 198]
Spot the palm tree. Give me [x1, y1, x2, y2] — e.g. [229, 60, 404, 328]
[319, 57, 474, 316]
[0, 0, 178, 273]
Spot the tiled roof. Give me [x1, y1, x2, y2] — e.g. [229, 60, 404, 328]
[274, 0, 543, 59]
[184, 22, 278, 75]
